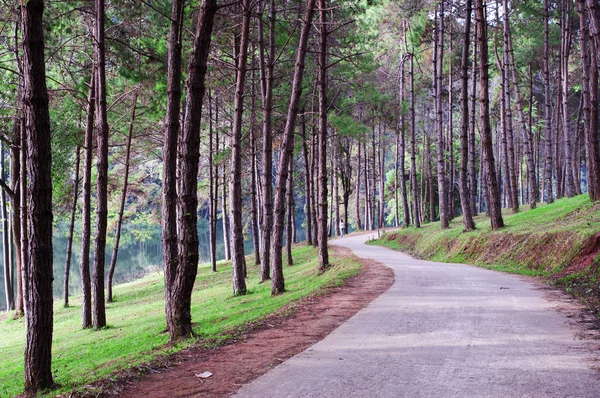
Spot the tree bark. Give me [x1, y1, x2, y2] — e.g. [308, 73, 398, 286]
[21, 0, 54, 391]
[410, 52, 421, 228]
[107, 91, 137, 303]
[561, 0, 576, 197]
[302, 111, 313, 244]
[63, 147, 81, 307]
[208, 91, 218, 271]
[476, 0, 504, 229]
[544, 0, 554, 203]
[398, 56, 410, 227]
[1, 142, 14, 311]
[459, 0, 476, 231]
[93, 0, 109, 329]
[317, 0, 330, 269]
[286, 158, 294, 266]
[436, 2, 449, 228]
[259, 0, 276, 282]
[80, 74, 95, 329]
[230, 0, 251, 296]
[270, 0, 317, 293]
[469, 32, 478, 215]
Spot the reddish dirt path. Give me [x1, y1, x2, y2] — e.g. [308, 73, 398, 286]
[103, 246, 393, 398]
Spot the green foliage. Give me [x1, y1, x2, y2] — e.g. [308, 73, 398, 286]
[0, 247, 361, 397]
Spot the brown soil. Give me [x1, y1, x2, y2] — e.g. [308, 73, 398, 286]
[85, 245, 394, 398]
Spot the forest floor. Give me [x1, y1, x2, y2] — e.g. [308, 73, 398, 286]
[372, 193, 600, 315]
[87, 245, 394, 397]
[1, 245, 370, 397]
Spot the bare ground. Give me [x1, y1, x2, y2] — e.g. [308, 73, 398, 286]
[84, 245, 393, 398]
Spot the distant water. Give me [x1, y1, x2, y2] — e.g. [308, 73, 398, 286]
[0, 217, 307, 311]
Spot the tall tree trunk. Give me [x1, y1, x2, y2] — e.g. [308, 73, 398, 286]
[580, 0, 600, 200]
[63, 147, 81, 307]
[270, 0, 317, 293]
[162, 0, 184, 338]
[500, 3, 519, 213]
[398, 57, 410, 227]
[469, 28, 479, 216]
[427, 135, 435, 223]
[22, 0, 54, 391]
[1, 143, 14, 311]
[459, 0, 476, 231]
[80, 74, 95, 329]
[586, 0, 600, 69]
[171, 0, 217, 341]
[230, 0, 251, 296]
[259, 0, 276, 282]
[107, 91, 137, 303]
[12, 116, 23, 316]
[317, 0, 330, 270]
[409, 52, 421, 228]
[504, 2, 538, 208]
[302, 112, 313, 244]
[436, 2, 449, 228]
[544, 0, 554, 203]
[286, 158, 294, 265]
[250, 72, 261, 266]
[561, 0, 576, 197]
[93, 0, 109, 329]
[476, 0, 504, 229]
[355, 139, 362, 230]
[208, 92, 218, 271]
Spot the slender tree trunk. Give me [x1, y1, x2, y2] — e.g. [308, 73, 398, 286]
[355, 139, 362, 230]
[544, 0, 554, 203]
[317, 0, 330, 270]
[398, 57, 410, 227]
[436, 2, 449, 228]
[302, 112, 313, 244]
[459, 0, 475, 231]
[12, 118, 23, 316]
[250, 71, 261, 266]
[409, 52, 421, 228]
[222, 165, 231, 261]
[1, 143, 14, 311]
[80, 74, 95, 329]
[92, 0, 109, 329]
[208, 91, 218, 271]
[162, 0, 184, 338]
[561, 0, 576, 197]
[469, 31, 478, 215]
[63, 147, 81, 307]
[22, 0, 54, 391]
[580, 0, 600, 200]
[230, 0, 252, 296]
[259, 0, 276, 282]
[271, 0, 317, 293]
[286, 158, 294, 265]
[586, 0, 600, 69]
[504, 4, 537, 208]
[107, 92, 137, 303]
[476, 0, 504, 229]
[589, 34, 600, 200]
[427, 135, 435, 223]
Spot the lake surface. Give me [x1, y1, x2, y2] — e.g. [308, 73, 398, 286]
[0, 218, 306, 311]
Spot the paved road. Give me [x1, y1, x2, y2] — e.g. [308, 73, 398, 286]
[234, 233, 600, 398]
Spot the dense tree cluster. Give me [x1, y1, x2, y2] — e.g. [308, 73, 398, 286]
[0, 0, 598, 393]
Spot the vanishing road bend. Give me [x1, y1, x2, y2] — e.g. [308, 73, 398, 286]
[235, 233, 600, 398]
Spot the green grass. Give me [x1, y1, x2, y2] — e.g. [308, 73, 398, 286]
[0, 246, 361, 397]
[371, 194, 600, 305]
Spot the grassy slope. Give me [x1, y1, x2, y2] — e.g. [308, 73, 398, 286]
[371, 194, 600, 310]
[0, 246, 361, 397]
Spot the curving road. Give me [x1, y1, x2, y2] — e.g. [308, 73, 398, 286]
[234, 233, 600, 398]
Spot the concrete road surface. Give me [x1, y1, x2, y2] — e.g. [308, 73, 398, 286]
[234, 233, 600, 398]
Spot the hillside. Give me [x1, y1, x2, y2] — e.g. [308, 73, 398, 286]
[371, 194, 600, 313]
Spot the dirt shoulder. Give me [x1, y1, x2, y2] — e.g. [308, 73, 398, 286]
[92, 245, 393, 398]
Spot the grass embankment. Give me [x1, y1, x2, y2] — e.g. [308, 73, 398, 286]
[371, 194, 600, 312]
[0, 246, 361, 397]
